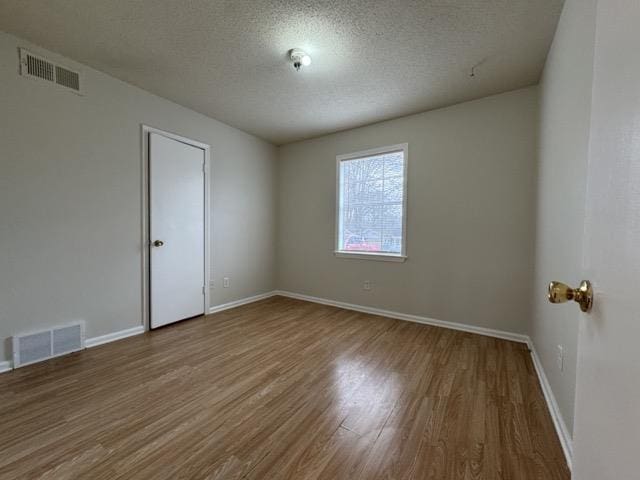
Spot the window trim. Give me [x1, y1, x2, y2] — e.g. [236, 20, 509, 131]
[334, 143, 408, 262]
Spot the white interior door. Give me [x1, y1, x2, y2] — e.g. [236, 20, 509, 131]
[572, 1, 640, 478]
[149, 132, 205, 328]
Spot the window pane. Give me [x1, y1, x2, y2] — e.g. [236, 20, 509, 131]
[382, 231, 402, 253]
[383, 176, 403, 202]
[345, 156, 384, 182]
[384, 152, 404, 177]
[342, 205, 382, 251]
[383, 203, 402, 228]
[339, 147, 406, 255]
[346, 180, 383, 205]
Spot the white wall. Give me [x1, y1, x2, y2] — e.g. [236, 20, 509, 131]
[276, 87, 538, 334]
[0, 31, 277, 363]
[531, 0, 597, 438]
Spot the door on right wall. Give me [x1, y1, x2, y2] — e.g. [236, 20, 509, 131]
[571, 1, 640, 478]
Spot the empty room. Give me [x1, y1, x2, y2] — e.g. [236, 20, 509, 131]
[1, 0, 638, 479]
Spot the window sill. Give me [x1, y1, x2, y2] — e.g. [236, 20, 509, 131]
[334, 251, 407, 263]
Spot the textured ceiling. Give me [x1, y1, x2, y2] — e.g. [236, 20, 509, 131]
[0, 0, 563, 144]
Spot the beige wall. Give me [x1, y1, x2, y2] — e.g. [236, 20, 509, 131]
[531, 0, 597, 437]
[276, 87, 538, 334]
[0, 31, 277, 363]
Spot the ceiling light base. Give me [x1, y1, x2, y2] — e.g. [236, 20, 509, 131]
[289, 49, 311, 71]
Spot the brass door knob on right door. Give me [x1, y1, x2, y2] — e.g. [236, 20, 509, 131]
[548, 280, 593, 312]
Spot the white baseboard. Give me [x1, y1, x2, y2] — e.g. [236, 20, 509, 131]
[208, 291, 278, 315]
[0, 326, 145, 374]
[85, 325, 145, 348]
[274, 290, 571, 469]
[0, 292, 279, 373]
[527, 339, 573, 470]
[0, 290, 573, 470]
[274, 290, 529, 344]
[0, 360, 13, 373]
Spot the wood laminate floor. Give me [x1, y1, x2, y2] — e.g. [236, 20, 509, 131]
[0, 296, 569, 480]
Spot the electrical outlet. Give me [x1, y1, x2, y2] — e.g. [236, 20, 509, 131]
[363, 280, 371, 291]
[557, 345, 564, 372]
[223, 277, 230, 288]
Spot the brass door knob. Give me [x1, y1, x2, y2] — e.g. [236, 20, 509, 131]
[548, 280, 593, 312]
[153, 240, 164, 247]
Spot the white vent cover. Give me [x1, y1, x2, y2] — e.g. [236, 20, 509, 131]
[19, 48, 83, 94]
[12, 322, 85, 368]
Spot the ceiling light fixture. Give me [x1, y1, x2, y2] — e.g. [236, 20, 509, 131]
[289, 49, 311, 71]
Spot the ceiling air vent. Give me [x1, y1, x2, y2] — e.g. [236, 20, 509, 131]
[55, 65, 80, 91]
[19, 48, 83, 94]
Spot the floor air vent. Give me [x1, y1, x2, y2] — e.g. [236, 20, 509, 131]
[12, 322, 85, 368]
[19, 48, 83, 94]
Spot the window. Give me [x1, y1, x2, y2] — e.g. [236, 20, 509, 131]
[336, 144, 407, 261]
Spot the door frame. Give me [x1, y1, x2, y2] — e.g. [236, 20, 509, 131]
[140, 125, 211, 331]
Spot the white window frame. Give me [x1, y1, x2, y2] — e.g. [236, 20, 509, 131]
[335, 143, 408, 262]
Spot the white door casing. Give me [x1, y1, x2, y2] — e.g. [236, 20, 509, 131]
[149, 131, 207, 328]
[572, 1, 640, 478]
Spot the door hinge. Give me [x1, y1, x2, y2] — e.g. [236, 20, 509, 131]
[202, 286, 205, 294]
[202, 161, 206, 173]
